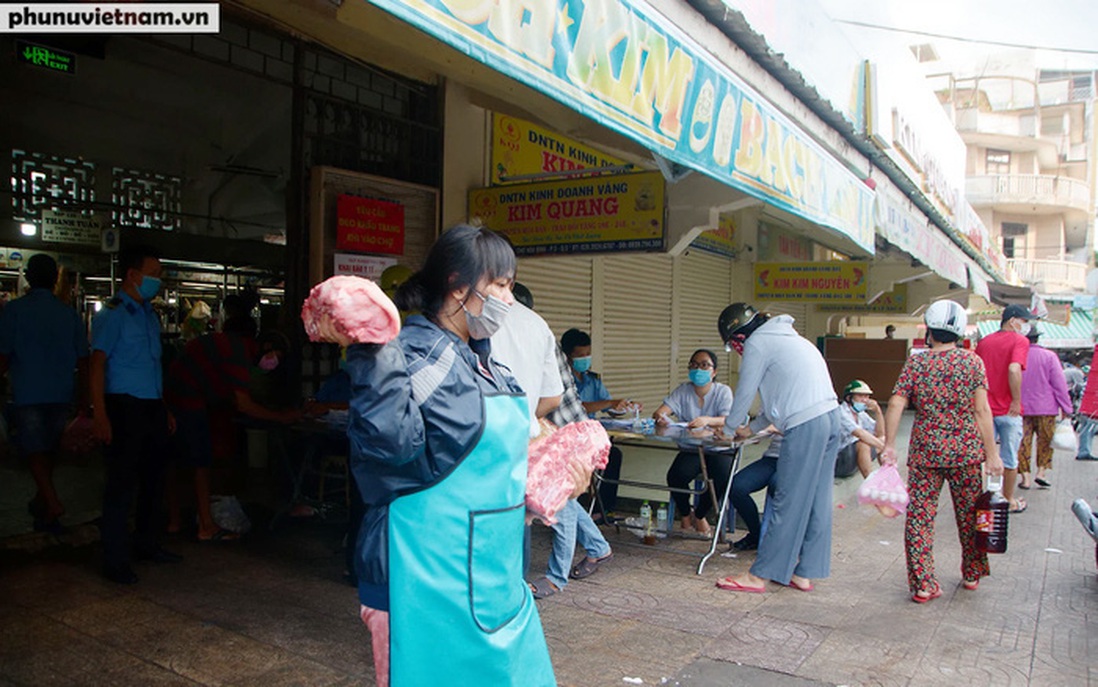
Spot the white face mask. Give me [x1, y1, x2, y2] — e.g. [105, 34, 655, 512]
[463, 290, 510, 339]
[1018, 321, 1032, 336]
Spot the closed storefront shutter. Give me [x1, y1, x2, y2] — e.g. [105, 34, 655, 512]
[600, 254, 674, 412]
[673, 251, 734, 385]
[762, 301, 809, 336]
[515, 256, 594, 339]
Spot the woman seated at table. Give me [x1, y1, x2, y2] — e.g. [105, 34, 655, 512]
[654, 349, 734, 534]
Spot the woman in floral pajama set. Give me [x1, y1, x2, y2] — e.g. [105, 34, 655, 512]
[882, 300, 1004, 603]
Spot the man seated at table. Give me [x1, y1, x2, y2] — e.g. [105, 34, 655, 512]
[561, 328, 633, 522]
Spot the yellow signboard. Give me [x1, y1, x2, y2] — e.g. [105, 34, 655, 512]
[817, 284, 908, 313]
[690, 213, 736, 258]
[491, 114, 628, 185]
[754, 261, 868, 302]
[469, 172, 665, 255]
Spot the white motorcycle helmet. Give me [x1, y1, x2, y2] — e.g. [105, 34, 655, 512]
[924, 299, 967, 338]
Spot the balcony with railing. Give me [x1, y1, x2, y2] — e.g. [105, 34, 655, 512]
[966, 174, 1091, 214]
[1007, 258, 1088, 293]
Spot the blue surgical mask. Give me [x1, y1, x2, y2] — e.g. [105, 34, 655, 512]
[137, 275, 161, 300]
[571, 356, 592, 373]
[852, 401, 867, 413]
[689, 369, 712, 386]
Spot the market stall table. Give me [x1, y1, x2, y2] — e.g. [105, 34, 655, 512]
[592, 420, 763, 574]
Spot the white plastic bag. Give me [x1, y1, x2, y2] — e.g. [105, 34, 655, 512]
[1052, 420, 1078, 452]
[210, 495, 252, 534]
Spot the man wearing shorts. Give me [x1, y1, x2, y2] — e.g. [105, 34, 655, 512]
[165, 320, 300, 541]
[976, 304, 1034, 513]
[0, 254, 89, 534]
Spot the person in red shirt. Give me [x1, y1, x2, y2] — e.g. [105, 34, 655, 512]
[166, 318, 301, 540]
[975, 304, 1034, 513]
[1075, 344, 1098, 461]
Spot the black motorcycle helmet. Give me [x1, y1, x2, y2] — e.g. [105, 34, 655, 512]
[718, 302, 767, 354]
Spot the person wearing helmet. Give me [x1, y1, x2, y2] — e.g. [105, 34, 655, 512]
[714, 303, 842, 594]
[975, 303, 1034, 514]
[836, 380, 886, 479]
[378, 264, 413, 299]
[882, 299, 1003, 602]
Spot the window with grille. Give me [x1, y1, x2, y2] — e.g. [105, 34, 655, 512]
[112, 167, 182, 231]
[10, 149, 96, 221]
[1001, 223, 1027, 259]
[986, 149, 1011, 175]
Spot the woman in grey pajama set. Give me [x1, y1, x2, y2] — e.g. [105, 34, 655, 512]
[714, 303, 843, 594]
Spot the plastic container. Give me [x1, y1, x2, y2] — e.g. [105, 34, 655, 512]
[975, 475, 1009, 554]
[656, 502, 668, 533]
[639, 501, 655, 545]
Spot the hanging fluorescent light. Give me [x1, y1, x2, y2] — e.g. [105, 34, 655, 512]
[20, 223, 36, 236]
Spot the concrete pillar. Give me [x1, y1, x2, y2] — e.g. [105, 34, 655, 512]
[441, 79, 487, 230]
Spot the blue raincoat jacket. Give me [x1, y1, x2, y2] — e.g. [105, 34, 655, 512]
[346, 315, 555, 686]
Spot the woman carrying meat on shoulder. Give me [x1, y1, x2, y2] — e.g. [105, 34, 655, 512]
[311, 224, 586, 687]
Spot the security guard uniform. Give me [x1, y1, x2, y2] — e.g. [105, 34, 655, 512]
[92, 291, 171, 572]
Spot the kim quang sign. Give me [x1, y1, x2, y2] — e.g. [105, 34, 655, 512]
[492, 113, 627, 184]
[366, 0, 875, 254]
[754, 261, 868, 303]
[469, 172, 665, 255]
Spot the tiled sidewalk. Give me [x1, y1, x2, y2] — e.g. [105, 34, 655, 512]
[1, 414, 1096, 686]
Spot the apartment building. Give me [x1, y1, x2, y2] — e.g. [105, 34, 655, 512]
[930, 53, 1096, 296]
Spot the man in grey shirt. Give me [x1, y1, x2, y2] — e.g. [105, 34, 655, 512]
[714, 303, 842, 594]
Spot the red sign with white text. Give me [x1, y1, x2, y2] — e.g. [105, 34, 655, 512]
[336, 195, 405, 255]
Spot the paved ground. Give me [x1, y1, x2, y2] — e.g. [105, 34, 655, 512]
[1, 413, 1096, 687]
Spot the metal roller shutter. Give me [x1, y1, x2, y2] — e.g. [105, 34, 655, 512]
[601, 254, 674, 412]
[674, 252, 735, 385]
[761, 301, 808, 335]
[514, 256, 593, 339]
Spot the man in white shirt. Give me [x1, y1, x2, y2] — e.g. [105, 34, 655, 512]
[491, 291, 563, 437]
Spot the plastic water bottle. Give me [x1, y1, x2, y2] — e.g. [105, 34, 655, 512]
[975, 475, 1009, 554]
[639, 500, 655, 545]
[631, 401, 642, 432]
[656, 502, 668, 534]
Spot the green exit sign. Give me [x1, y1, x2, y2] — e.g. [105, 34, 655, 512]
[16, 41, 76, 75]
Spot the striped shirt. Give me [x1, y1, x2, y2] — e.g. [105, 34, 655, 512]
[165, 333, 256, 411]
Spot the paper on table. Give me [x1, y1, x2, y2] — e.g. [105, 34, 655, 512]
[598, 418, 634, 429]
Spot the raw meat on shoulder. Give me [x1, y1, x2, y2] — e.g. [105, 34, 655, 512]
[301, 275, 401, 344]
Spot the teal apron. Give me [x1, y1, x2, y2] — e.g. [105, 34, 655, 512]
[387, 393, 556, 686]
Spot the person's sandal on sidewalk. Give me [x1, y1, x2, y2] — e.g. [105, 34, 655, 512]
[570, 552, 613, 580]
[529, 577, 560, 599]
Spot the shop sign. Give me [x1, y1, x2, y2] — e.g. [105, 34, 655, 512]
[334, 253, 397, 281]
[468, 171, 664, 255]
[41, 210, 102, 246]
[758, 223, 813, 262]
[690, 213, 735, 258]
[818, 284, 908, 313]
[874, 192, 969, 287]
[369, 0, 874, 253]
[492, 114, 627, 185]
[754, 261, 868, 302]
[336, 195, 405, 255]
[16, 41, 76, 75]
